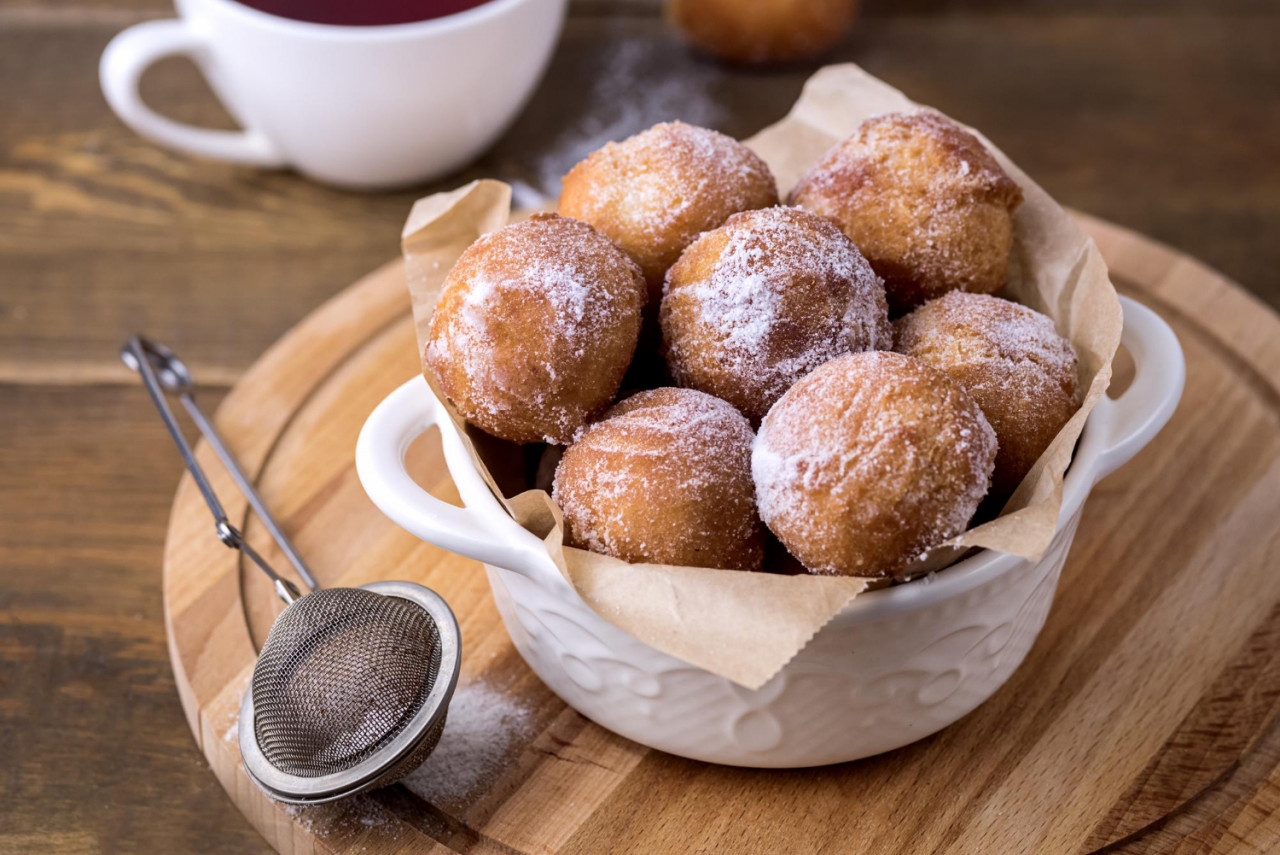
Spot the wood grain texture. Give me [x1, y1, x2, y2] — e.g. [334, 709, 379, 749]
[3, 2, 1279, 853]
[153, 218, 1280, 855]
[0, 385, 270, 854]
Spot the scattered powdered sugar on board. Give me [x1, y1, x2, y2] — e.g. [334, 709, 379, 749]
[222, 710, 239, 744]
[523, 34, 724, 196]
[283, 794, 401, 843]
[276, 680, 531, 842]
[402, 679, 534, 810]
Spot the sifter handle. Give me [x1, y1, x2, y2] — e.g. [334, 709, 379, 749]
[122, 336, 303, 604]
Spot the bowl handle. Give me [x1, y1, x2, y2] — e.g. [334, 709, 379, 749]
[1093, 296, 1186, 481]
[356, 375, 544, 575]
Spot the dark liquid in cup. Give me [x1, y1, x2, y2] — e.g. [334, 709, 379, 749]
[236, 0, 496, 26]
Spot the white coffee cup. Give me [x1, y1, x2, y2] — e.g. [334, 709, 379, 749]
[100, 0, 566, 189]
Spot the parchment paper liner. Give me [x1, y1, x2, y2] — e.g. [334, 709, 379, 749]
[400, 64, 1122, 689]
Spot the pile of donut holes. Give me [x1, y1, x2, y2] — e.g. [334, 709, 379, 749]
[426, 115, 1080, 579]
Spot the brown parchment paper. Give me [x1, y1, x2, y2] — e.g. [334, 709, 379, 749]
[400, 63, 1122, 689]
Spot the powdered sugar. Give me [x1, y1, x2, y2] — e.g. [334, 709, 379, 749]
[270, 682, 534, 838]
[662, 206, 890, 422]
[523, 35, 724, 198]
[456, 258, 593, 366]
[283, 795, 401, 843]
[402, 679, 533, 811]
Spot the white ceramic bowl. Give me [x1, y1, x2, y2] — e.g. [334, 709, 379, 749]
[357, 297, 1184, 767]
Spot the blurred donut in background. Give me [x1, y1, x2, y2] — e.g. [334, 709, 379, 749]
[667, 0, 858, 64]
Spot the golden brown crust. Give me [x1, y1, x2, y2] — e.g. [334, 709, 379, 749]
[553, 387, 765, 571]
[661, 206, 890, 423]
[425, 213, 646, 445]
[790, 112, 1023, 315]
[894, 291, 1079, 499]
[558, 121, 779, 306]
[753, 351, 996, 577]
[668, 0, 857, 64]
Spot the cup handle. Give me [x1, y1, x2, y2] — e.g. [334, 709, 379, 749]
[356, 375, 546, 576]
[99, 19, 286, 167]
[1093, 296, 1186, 481]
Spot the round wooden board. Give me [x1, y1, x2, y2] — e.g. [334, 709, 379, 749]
[162, 214, 1280, 855]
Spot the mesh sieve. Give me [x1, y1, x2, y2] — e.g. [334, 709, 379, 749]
[123, 336, 459, 804]
[251, 588, 442, 778]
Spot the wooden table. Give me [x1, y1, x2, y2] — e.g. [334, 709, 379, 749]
[2, 1, 1277, 852]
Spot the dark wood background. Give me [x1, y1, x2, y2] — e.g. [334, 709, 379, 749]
[2, 1, 1277, 852]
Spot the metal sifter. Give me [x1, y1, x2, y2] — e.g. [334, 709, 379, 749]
[123, 336, 460, 804]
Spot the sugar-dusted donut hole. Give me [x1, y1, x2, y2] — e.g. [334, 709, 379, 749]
[553, 388, 765, 571]
[791, 111, 1023, 315]
[895, 291, 1079, 500]
[425, 213, 646, 445]
[753, 351, 996, 577]
[661, 206, 890, 424]
[559, 121, 779, 306]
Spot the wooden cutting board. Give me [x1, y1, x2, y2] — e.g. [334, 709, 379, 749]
[162, 214, 1280, 855]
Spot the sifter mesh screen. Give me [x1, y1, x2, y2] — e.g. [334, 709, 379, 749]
[251, 588, 441, 778]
